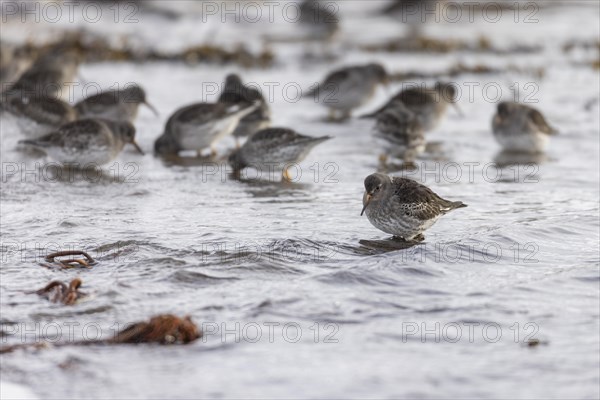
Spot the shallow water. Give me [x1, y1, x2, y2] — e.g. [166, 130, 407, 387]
[1, 1, 599, 399]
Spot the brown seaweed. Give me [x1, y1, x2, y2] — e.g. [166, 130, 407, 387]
[389, 62, 545, 82]
[10, 33, 274, 68]
[31, 278, 86, 305]
[43, 250, 96, 269]
[0, 314, 201, 354]
[361, 35, 542, 55]
[108, 315, 201, 345]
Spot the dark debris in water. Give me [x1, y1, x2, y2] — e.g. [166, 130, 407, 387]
[524, 338, 549, 348]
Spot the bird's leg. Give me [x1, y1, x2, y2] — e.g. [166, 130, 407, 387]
[231, 168, 242, 180]
[328, 108, 337, 121]
[235, 137, 241, 149]
[378, 154, 391, 173]
[282, 167, 292, 182]
[402, 160, 417, 171]
[210, 146, 217, 158]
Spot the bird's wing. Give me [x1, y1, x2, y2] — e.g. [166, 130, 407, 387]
[22, 130, 66, 149]
[248, 128, 328, 150]
[169, 103, 225, 128]
[322, 68, 354, 88]
[243, 128, 329, 164]
[218, 84, 269, 120]
[75, 91, 121, 114]
[528, 108, 557, 135]
[218, 82, 246, 104]
[60, 119, 112, 150]
[219, 82, 264, 104]
[390, 178, 464, 220]
[248, 128, 299, 146]
[31, 98, 74, 125]
[12, 69, 63, 90]
[397, 88, 433, 107]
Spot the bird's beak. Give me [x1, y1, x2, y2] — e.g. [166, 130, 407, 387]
[361, 194, 372, 216]
[452, 102, 464, 117]
[144, 101, 159, 117]
[131, 140, 145, 155]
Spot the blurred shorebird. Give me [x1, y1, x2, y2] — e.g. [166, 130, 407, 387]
[154, 102, 259, 157]
[19, 119, 143, 166]
[307, 63, 389, 121]
[361, 172, 466, 242]
[374, 104, 425, 165]
[379, 0, 440, 37]
[228, 127, 331, 181]
[0, 42, 35, 91]
[1, 95, 77, 138]
[361, 82, 461, 132]
[492, 102, 557, 153]
[299, 0, 340, 42]
[5, 44, 81, 101]
[75, 84, 157, 122]
[218, 74, 271, 146]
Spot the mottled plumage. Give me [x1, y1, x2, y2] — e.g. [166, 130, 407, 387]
[228, 128, 331, 180]
[374, 104, 425, 163]
[154, 102, 259, 156]
[361, 173, 466, 241]
[1, 95, 77, 137]
[19, 118, 143, 166]
[218, 74, 271, 140]
[492, 102, 557, 153]
[308, 63, 388, 120]
[362, 82, 459, 131]
[75, 84, 157, 122]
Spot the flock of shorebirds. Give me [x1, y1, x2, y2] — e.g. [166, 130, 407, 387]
[0, 0, 559, 242]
